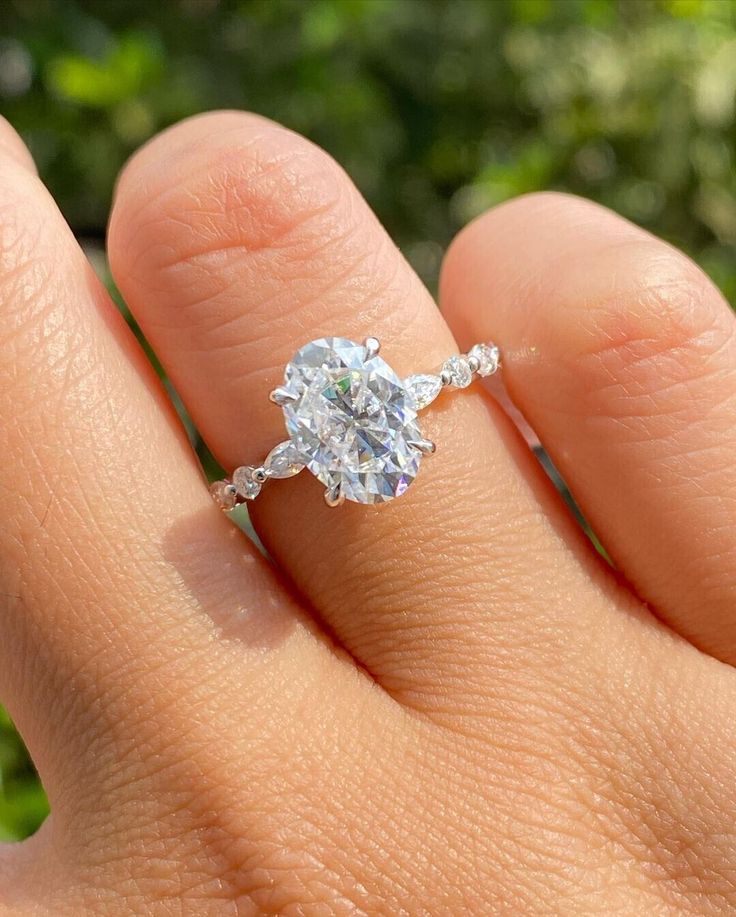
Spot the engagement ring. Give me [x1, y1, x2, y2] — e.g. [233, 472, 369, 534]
[210, 336, 500, 508]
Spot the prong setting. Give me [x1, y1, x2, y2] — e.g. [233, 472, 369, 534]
[269, 386, 297, 406]
[324, 482, 345, 507]
[408, 438, 436, 455]
[363, 336, 380, 359]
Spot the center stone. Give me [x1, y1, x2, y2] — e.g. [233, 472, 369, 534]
[282, 337, 422, 504]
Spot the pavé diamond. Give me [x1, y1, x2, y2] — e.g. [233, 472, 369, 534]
[282, 337, 423, 504]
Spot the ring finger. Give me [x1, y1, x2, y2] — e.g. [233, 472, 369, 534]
[109, 111, 624, 707]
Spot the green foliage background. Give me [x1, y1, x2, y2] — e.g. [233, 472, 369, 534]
[1, 0, 735, 841]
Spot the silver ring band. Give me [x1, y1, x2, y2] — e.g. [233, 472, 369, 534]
[210, 336, 500, 509]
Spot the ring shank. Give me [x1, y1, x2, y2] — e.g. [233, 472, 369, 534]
[210, 338, 500, 509]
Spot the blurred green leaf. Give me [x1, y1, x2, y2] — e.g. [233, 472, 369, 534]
[0, 707, 48, 842]
[46, 32, 162, 107]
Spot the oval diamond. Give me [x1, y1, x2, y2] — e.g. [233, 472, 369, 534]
[281, 337, 423, 504]
[404, 373, 443, 410]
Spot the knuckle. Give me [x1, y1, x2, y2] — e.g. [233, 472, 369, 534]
[121, 120, 352, 283]
[546, 241, 734, 411]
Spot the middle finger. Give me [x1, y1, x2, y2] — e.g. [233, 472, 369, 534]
[109, 111, 618, 704]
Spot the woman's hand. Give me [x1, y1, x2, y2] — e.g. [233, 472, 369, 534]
[1, 111, 736, 915]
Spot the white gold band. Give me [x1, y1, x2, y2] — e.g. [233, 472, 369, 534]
[210, 336, 500, 509]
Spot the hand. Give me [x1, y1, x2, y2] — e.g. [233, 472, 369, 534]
[1, 110, 735, 915]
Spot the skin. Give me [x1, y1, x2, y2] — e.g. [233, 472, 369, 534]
[0, 110, 735, 915]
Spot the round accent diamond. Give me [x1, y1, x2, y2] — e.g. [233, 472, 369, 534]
[232, 466, 263, 500]
[443, 354, 473, 388]
[209, 480, 237, 510]
[281, 337, 422, 504]
[468, 342, 499, 377]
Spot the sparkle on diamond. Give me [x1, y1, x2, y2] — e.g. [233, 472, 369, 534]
[282, 337, 422, 504]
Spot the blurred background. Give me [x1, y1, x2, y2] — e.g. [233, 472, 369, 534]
[1, 0, 735, 841]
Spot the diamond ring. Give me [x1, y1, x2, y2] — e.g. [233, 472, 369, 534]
[210, 336, 500, 508]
